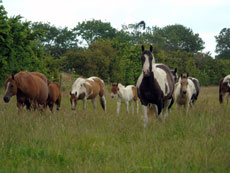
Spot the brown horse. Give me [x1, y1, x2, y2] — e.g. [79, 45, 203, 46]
[3, 71, 48, 112]
[219, 75, 230, 104]
[47, 82, 61, 113]
[70, 76, 106, 113]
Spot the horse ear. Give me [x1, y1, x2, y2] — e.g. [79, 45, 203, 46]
[174, 68, 177, 73]
[142, 45, 145, 52]
[6, 74, 9, 79]
[69, 91, 72, 95]
[12, 74, 14, 80]
[187, 73, 189, 77]
[150, 45, 153, 52]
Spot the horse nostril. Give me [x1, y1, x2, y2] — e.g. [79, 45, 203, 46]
[183, 91, 187, 94]
[3, 96, 9, 103]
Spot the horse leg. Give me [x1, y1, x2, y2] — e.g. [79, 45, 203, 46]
[227, 94, 230, 104]
[56, 98, 61, 111]
[130, 101, 134, 115]
[126, 101, 130, 114]
[99, 95, 106, 112]
[142, 104, 148, 128]
[91, 98, 97, 114]
[136, 100, 139, 114]
[83, 99, 87, 114]
[117, 101, 121, 115]
[162, 99, 171, 120]
[17, 101, 24, 114]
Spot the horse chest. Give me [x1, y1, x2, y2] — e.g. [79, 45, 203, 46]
[139, 80, 162, 103]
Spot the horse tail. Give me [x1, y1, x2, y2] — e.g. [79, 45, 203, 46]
[99, 96, 106, 112]
[219, 78, 224, 104]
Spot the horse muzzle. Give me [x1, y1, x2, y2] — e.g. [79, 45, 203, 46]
[3, 96, 10, 103]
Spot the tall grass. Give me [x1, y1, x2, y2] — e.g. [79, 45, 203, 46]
[0, 77, 230, 172]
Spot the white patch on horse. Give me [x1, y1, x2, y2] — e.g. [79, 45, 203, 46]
[153, 64, 170, 96]
[143, 55, 150, 75]
[4, 82, 10, 96]
[223, 75, 230, 83]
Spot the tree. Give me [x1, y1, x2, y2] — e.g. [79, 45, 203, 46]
[215, 28, 230, 59]
[153, 24, 204, 53]
[31, 22, 78, 58]
[73, 19, 117, 45]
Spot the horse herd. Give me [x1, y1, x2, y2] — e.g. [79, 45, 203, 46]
[3, 45, 230, 127]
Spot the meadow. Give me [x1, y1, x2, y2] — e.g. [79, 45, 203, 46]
[0, 74, 230, 172]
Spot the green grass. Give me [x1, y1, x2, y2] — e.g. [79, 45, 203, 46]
[1, 78, 230, 172]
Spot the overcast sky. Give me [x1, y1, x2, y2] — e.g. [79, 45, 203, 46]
[3, 0, 230, 56]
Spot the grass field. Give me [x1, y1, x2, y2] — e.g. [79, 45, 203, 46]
[0, 74, 230, 172]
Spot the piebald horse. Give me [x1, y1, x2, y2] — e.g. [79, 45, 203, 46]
[70, 77, 106, 113]
[3, 71, 48, 112]
[173, 73, 200, 112]
[111, 83, 139, 115]
[136, 45, 174, 127]
[219, 75, 230, 104]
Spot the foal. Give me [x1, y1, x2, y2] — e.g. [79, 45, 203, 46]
[111, 83, 139, 115]
[173, 73, 199, 113]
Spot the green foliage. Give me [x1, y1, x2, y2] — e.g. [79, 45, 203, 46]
[215, 28, 230, 59]
[73, 19, 117, 45]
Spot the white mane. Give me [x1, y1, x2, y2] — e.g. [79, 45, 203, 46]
[71, 77, 92, 98]
[223, 75, 230, 83]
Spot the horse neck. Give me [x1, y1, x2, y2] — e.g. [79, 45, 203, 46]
[117, 84, 125, 97]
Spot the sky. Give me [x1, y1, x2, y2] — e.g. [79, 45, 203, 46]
[2, 0, 230, 56]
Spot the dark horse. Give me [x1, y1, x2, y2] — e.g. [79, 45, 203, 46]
[3, 71, 49, 112]
[219, 75, 230, 104]
[136, 45, 174, 127]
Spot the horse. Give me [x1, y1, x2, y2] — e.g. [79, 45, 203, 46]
[219, 75, 230, 104]
[170, 68, 179, 83]
[111, 83, 139, 115]
[3, 71, 49, 112]
[70, 76, 106, 113]
[173, 73, 200, 112]
[136, 45, 174, 128]
[47, 82, 61, 113]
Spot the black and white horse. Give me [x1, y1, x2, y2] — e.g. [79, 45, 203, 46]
[136, 45, 175, 127]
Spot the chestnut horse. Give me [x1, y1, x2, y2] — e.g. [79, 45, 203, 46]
[70, 77, 106, 113]
[111, 83, 139, 115]
[47, 82, 61, 113]
[3, 71, 48, 112]
[219, 75, 230, 104]
[136, 45, 174, 127]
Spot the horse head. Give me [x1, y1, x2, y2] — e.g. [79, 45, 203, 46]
[141, 45, 155, 77]
[3, 74, 18, 103]
[180, 73, 189, 95]
[70, 91, 77, 110]
[111, 83, 119, 98]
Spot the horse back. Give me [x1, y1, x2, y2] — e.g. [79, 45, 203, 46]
[87, 77, 105, 98]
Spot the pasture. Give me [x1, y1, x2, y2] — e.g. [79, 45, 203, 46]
[0, 73, 230, 172]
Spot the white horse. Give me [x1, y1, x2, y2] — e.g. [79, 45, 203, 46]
[111, 83, 139, 115]
[70, 76, 106, 113]
[173, 73, 199, 112]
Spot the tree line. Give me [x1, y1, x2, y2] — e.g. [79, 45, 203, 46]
[1, 2, 230, 86]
